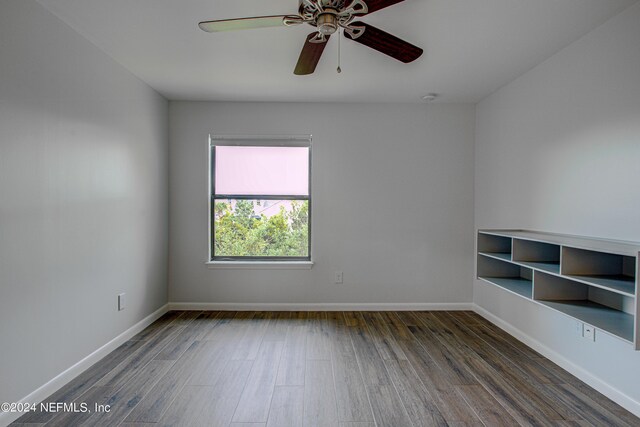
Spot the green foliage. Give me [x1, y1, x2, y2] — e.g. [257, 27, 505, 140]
[214, 200, 309, 257]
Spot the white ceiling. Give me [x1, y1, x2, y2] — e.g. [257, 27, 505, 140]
[37, 0, 637, 103]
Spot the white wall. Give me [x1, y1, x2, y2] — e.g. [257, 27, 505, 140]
[169, 102, 475, 307]
[475, 1, 640, 411]
[0, 0, 168, 406]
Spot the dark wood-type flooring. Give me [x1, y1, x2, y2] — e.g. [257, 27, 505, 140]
[13, 310, 639, 426]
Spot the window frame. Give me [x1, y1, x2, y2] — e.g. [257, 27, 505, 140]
[208, 134, 312, 263]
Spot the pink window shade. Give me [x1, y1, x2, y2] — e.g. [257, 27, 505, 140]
[215, 146, 309, 196]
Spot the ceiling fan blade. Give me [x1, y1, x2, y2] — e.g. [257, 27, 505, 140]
[294, 33, 330, 75]
[198, 15, 302, 32]
[344, 21, 422, 63]
[363, 0, 406, 14]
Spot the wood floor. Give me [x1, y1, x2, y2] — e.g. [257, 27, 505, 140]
[13, 310, 639, 427]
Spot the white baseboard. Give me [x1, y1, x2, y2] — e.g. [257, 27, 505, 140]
[0, 304, 169, 427]
[168, 302, 474, 311]
[472, 304, 640, 418]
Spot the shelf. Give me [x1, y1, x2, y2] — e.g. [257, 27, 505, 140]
[479, 276, 532, 299]
[538, 300, 634, 343]
[562, 246, 636, 296]
[478, 254, 533, 299]
[564, 275, 635, 297]
[513, 238, 560, 275]
[478, 252, 512, 262]
[478, 233, 512, 256]
[480, 230, 640, 257]
[517, 261, 560, 274]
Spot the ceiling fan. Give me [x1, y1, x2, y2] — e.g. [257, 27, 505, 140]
[198, 0, 423, 75]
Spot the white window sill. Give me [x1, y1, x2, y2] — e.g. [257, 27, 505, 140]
[206, 261, 314, 270]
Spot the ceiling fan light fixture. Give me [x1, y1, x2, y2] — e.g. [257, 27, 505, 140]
[317, 12, 338, 35]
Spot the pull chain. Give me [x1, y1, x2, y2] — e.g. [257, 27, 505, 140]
[337, 29, 342, 73]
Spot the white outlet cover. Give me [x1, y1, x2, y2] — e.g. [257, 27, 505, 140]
[118, 293, 126, 311]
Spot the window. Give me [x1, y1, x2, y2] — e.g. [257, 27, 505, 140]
[209, 135, 311, 262]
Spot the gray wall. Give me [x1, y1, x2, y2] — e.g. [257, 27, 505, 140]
[0, 0, 169, 404]
[169, 102, 475, 306]
[475, 2, 640, 407]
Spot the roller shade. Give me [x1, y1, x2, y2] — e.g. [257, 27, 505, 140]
[214, 145, 309, 196]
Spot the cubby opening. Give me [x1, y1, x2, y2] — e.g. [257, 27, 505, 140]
[478, 232, 512, 261]
[534, 271, 634, 343]
[513, 239, 560, 274]
[561, 247, 636, 296]
[478, 254, 532, 299]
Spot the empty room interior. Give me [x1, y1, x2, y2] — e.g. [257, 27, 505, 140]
[3, 0, 640, 425]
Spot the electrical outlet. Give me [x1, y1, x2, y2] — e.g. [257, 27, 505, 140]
[583, 324, 595, 342]
[118, 293, 126, 311]
[334, 271, 343, 284]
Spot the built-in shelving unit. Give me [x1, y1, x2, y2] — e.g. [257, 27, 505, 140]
[477, 229, 640, 350]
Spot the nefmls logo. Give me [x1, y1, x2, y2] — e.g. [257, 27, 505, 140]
[41, 402, 89, 413]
